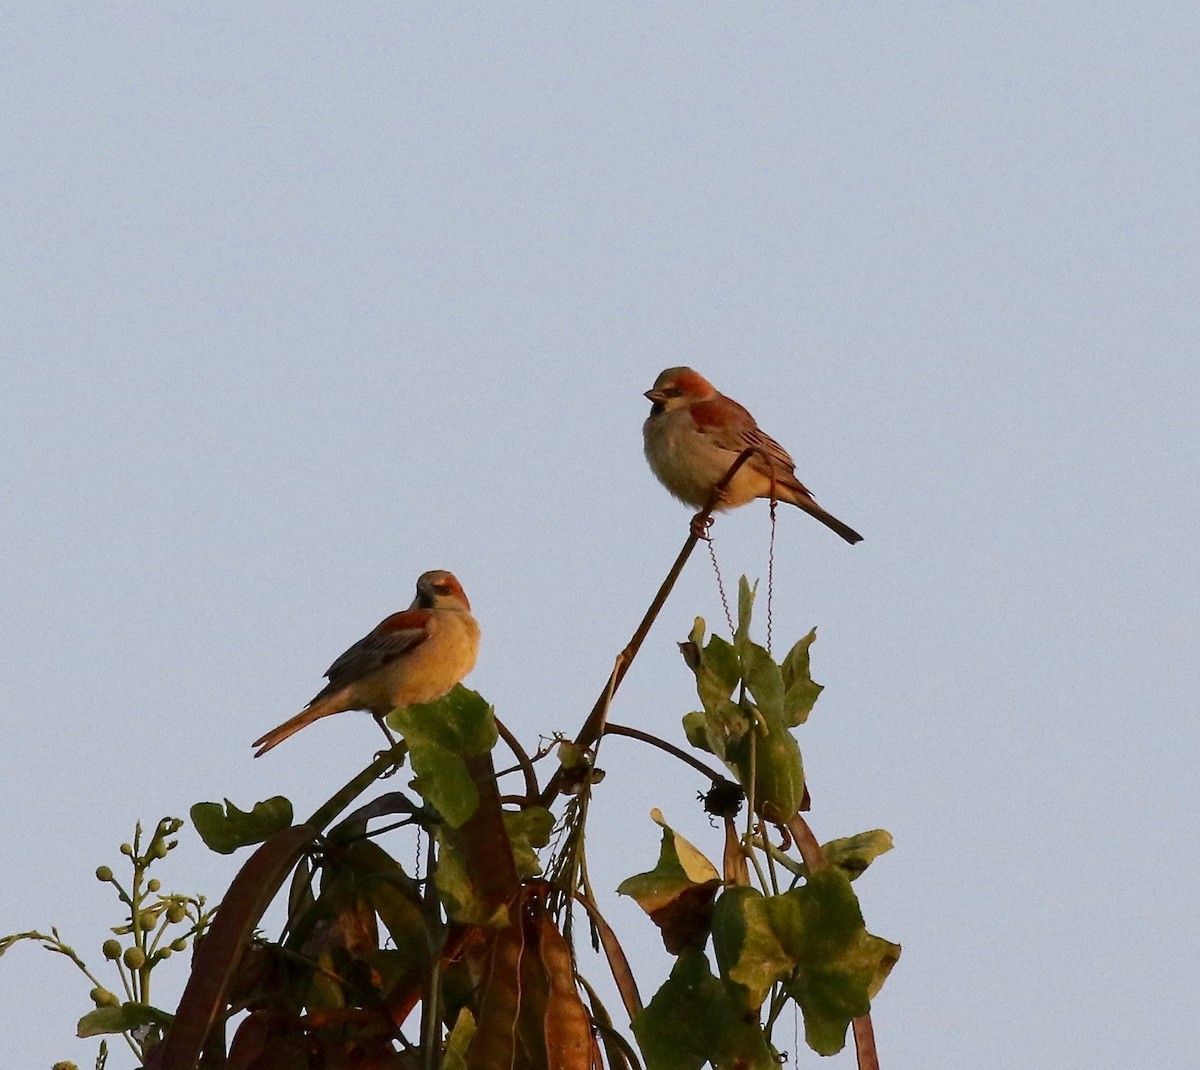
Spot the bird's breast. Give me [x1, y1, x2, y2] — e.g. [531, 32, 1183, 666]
[383, 611, 480, 708]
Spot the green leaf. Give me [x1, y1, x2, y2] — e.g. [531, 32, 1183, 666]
[741, 645, 784, 723]
[443, 1008, 477, 1070]
[77, 1002, 173, 1038]
[780, 629, 823, 726]
[391, 686, 498, 828]
[770, 868, 901, 1056]
[734, 578, 756, 655]
[821, 830, 895, 880]
[710, 887, 794, 1013]
[618, 810, 721, 954]
[618, 811, 719, 907]
[680, 584, 807, 823]
[388, 685, 498, 754]
[632, 948, 776, 1070]
[734, 718, 806, 825]
[189, 797, 294, 855]
[503, 807, 555, 878]
[681, 711, 711, 754]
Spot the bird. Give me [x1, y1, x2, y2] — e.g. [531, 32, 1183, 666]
[642, 367, 863, 544]
[252, 570, 481, 757]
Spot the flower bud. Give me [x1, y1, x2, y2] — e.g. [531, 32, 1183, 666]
[123, 946, 146, 970]
[156, 947, 173, 960]
[94, 865, 113, 882]
[146, 879, 161, 893]
[89, 986, 119, 1007]
[170, 938, 188, 952]
[119, 843, 134, 857]
[166, 904, 186, 924]
[101, 939, 122, 960]
[151, 840, 169, 859]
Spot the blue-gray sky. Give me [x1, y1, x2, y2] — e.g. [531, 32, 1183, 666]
[3, 5, 1196, 1067]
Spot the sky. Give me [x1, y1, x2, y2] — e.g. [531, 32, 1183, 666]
[2, 4, 1197, 1068]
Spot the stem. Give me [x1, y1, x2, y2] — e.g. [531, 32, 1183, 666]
[785, 813, 828, 873]
[853, 1013, 880, 1070]
[306, 745, 407, 831]
[749, 836, 806, 879]
[601, 723, 726, 783]
[114, 958, 135, 1003]
[537, 448, 761, 806]
[494, 715, 540, 800]
[420, 824, 442, 1070]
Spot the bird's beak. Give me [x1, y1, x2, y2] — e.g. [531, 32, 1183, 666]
[644, 389, 667, 402]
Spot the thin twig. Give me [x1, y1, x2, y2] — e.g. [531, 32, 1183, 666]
[602, 722, 726, 783]
[494, 715, 539, 801]
[536, 449, 761, 806]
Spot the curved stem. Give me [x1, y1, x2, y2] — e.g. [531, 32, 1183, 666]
[602, 722, 726, 784]
[494, 715, 539, 800]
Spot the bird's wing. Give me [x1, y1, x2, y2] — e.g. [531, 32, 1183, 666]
[321, 608, 433, 691]
[690, 398, 810, 494]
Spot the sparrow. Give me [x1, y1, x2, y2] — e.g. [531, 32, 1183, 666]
[642, 367, 863, 544]
[253, 570, 481, 756]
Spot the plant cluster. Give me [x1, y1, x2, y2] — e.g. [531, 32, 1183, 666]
[7, 464, 898, 1070]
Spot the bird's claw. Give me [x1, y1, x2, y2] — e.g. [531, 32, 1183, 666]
[374, 745, 405, 777]
[690, 513, 715, 541]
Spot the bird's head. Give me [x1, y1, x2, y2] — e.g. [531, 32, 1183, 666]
[413, 570, 471, 611]
[644, 367, 716, 415]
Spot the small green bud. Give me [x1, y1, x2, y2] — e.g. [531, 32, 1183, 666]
[151, 840, 169, 859]
[146, 878, 161, 893]
[165, 903, 186, 924]
[53, 1061, 80, 1070]
[139, 911, 158, 930]
[94, 865, 113, 882]
[101, 939, 122, 960]
[157, 947, 173, 960]
[123, 947, 146, 970]
[89, 986, 119, 1007]
[119, 843, 134, 857]
[170, 938, 188, 952]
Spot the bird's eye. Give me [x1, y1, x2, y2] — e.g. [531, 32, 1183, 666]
[663, 387, 682, 398]
[434, 583, 452, 594]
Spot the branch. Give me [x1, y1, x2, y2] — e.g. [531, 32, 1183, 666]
[602, 722, 726, 784]
[537, 448, 761, 806]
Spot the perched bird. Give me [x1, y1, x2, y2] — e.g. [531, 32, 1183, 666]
[642, 367, 863, 544]
[253, 570, 480, 757]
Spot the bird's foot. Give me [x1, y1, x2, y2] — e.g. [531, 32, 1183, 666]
[374, 746, 405, 778]
[373, 713, 404, 776]
[690, 512, 715, 541]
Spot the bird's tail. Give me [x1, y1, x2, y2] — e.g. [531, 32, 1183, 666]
[782, 489, 864, 544]
[252, 692, 346, 757]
